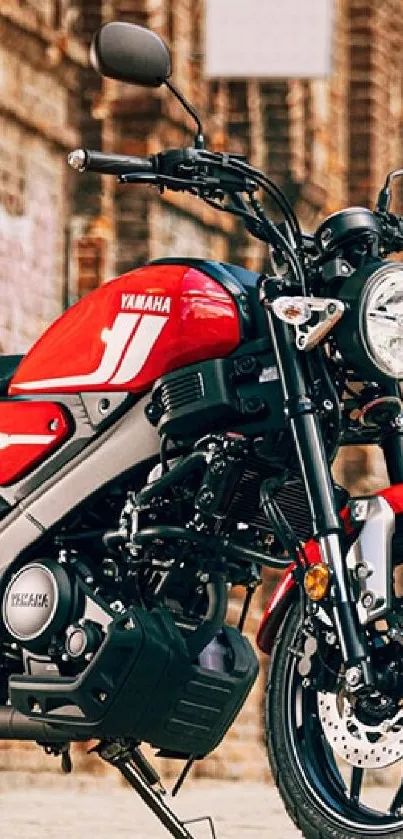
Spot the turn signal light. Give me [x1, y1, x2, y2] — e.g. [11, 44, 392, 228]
[303, 563, 330, 601]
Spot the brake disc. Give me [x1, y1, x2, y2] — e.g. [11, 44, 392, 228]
[318, 691, 403, 768]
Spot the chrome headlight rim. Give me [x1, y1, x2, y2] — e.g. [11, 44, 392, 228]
[359, 263, 403, 380]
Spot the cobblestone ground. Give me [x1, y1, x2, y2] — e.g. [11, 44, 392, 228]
[0, 771, 397, 839]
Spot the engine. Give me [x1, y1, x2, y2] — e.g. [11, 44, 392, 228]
[0, 434, 285, 756]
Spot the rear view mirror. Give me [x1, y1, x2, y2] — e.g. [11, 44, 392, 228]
[91, 22, 171, 87]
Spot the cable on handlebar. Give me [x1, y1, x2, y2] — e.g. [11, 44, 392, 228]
[191, 150, 306, 290]
[232, 162, 302, 245]
[192, 156, 304, 288]
[197, 150, 303, 249]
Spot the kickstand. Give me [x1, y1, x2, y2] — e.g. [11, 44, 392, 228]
[97, 741, 218, 839]
[183, 817, 217, 839]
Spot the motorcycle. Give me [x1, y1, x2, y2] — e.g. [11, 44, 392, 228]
[1, 19, 403, 839]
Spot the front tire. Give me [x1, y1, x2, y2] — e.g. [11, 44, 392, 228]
[265, 603, 403, 839]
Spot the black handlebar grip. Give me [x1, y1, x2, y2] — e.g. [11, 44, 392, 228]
[68, 148, 155, 175]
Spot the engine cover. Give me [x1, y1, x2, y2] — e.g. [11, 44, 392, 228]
[2, 558, 83, 652]
[9, 606, 259, 757]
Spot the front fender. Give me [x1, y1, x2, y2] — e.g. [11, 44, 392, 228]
[256, 541, 320, 654]
[256, 563, 297, 654]
[256, 483, 403, 655]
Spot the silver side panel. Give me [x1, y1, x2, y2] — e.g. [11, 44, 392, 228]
[346, 495, 395, 624]
[0, 395, 160, 571]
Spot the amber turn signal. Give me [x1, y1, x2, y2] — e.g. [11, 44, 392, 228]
[303, 563, 330, 601]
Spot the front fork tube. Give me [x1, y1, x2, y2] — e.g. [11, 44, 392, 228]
[383, 431, 403, 484]
[382, 383, 403, 485]
[267, 312, 374, 685]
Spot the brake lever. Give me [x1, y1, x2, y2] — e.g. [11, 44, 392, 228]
[375, 210, 403, 253]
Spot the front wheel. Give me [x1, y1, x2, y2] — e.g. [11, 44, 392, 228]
[265, 603, 403, 839]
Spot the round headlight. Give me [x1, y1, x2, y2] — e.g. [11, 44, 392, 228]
[361, 265, 403, 378]
[335, 262, 403, 380]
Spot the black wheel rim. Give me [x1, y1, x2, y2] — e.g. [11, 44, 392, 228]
[285, 642, 403, 834]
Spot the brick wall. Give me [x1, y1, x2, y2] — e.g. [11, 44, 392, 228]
[0, 4, 92, 343]
[2, 0, 403, 340]
[0, 123, 65, 351]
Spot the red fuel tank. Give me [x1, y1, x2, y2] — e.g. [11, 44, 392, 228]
[9, 263, 242, 395]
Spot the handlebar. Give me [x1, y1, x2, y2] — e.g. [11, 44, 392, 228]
[67, 146, 256, 195]
[68, 148, 155, 175]
[68, 146, 248, 182]
[67, 144, 305, 286]
[67, 145, 403, 288]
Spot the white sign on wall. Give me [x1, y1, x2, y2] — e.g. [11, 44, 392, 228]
[205, 0, 334, 79]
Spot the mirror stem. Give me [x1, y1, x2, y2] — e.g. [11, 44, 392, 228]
[165, 80, 204, 149]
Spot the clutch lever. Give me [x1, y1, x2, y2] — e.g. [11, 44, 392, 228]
[120, 171, 227, 196]
[118, 173, 159, 185]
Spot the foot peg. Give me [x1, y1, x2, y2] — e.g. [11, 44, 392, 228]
[42, 742, 72, 774]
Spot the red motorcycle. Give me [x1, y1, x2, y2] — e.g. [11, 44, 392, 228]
[1, 21, 403, 839]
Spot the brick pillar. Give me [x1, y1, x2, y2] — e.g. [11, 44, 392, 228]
[348, 0, 374, 206]
[327, 0, 349, 213]
[67, 1, 115, 299]
[348, 0, 403, 208]
[245, 81, 267, 271]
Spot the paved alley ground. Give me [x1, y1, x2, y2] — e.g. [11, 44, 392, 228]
[0, 770, 397, 839]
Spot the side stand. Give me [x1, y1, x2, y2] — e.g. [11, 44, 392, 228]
[97, 741, 217, 839]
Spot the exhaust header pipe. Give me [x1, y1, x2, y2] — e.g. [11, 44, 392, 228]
[0, 706, 85, 743]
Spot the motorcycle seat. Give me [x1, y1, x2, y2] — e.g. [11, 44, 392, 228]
[0, 355, 23, 394]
